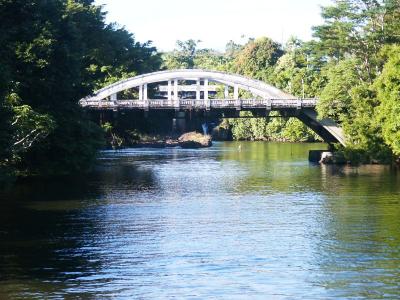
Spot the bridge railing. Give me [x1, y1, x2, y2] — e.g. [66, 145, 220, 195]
[149, 100, 168, 107]
[117, 100, 144, 107]
[78, 98, 318, 110]
[300, 99, 317, 107]
[210, 99, 237, 108]
[180, 99, 206, 108]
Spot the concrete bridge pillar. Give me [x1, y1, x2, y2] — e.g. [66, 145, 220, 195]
[196, 79, 201, 100]
[234, 84, 239, 100]
[144, 84, 149, 111]
[174, 79, 179, 108]
[204, 79, 210, 110]
[234, 84, 240, 110]
[168, 80, 172, 101]
[138, 85, 143, 101]
[204, 79, 209, 100]
[143, 84, 148, 100]
[224, 85, 229, 98]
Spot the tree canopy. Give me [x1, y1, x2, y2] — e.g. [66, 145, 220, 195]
[0, 0, 161, 183]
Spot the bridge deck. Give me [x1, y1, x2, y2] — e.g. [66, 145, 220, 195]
[79, 98, 317, 110]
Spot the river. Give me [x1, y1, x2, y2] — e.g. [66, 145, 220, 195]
[0, 142, 399, 299]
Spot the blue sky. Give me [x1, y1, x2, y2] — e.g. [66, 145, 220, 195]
[94, 0, 333, 51]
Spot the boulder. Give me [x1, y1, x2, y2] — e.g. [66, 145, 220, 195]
[178, 132, 212, 148]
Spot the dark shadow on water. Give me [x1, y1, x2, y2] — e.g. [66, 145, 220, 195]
[0, 157, 159, 298]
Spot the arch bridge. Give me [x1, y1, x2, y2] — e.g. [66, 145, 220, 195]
[79, 69, 345, 145]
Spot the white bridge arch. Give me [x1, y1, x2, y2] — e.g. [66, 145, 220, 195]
[79, 69, 345, 145]
[82, 69, 295, 101]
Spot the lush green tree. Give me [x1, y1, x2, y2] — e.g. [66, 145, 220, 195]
[0, 0, 161, 182]
[282, 118, 320, 142]
[341, 83, 391, 163]
[163, 39, 234, 72]
[315, 57, 391, 162]
[194, 49, 230, 71]
[272, 38, 326, 98]
[311, 0, 400, 162]
[375, 45, 400, 156]
[233, 37, 284, 81]
[162, 39, 201, 69]
[225, 40, 243, 58]
[316, 58, 361, 122]
[313, 0, 400, 81]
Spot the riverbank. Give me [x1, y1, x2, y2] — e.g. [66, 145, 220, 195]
[105, 127, 320, 150]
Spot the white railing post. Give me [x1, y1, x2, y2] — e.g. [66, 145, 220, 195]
[297, 98, 302, 110]
[236, 98, 241, 111]
[266, 99, 272, 111]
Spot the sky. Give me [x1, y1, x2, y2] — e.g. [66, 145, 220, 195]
[94, 0, 333, 52]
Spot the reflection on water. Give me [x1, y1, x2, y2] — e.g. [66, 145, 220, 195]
[0, 142, 399, 299]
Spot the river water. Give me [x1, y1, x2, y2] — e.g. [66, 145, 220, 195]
[0, 142, 399, 299]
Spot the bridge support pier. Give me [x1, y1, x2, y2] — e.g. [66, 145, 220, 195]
[168, 80, 172, 101]
[172, 111, 186, 134]
[174, 79, 179, 108]
[224, 85, 229, 98]
[196, 79, 201, 100]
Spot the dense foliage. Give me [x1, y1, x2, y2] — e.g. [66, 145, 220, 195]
[375, 45, 400, 156]
[0, 0, 161, 183]
[163, 0, 400, 163]
[314, 0, 400, 163]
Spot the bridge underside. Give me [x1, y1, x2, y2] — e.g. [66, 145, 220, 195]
[88, 107, 344, 146]
[297, 109, 345, 145]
